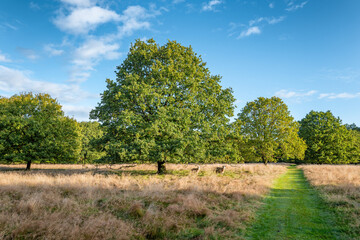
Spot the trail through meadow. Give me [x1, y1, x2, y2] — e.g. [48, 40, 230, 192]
[246, 166, 342, 240]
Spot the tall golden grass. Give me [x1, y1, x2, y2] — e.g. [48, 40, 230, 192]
[300, 165, 360, 238]
[0, 163, 286, 239]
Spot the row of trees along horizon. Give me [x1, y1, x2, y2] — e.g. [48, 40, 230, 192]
[1, 39, 359, 173]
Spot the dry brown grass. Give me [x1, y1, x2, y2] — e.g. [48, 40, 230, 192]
[300, 165, 360, 238]
[0, 163, 287, 239]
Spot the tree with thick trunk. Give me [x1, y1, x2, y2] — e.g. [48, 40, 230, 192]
[90, 39, 235, 172]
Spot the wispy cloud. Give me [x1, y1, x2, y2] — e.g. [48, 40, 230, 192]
[202, 0, 222, 12]
[276, 89, 317, 99]
[0, 65, 96, 103]
[16, 47, 39, 60]
[249, 16, 285, 26]
[70, 36, 121, 83]
[173, 0, 185, 4]
[237, 26, 261, 39]
[44, 44, 64, 56]
[286, 1, 308, 11]
[233, 15, 284, 39]
[29, 2, 40, 10]
[319, 92, 360, 99]
[269, 3, 274, 8]
[2, 23, 18, 30]
[0, 51, 11, 62]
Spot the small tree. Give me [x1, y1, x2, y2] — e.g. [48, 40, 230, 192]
[299, 110, 360, 164]
[0, 93, 81, 170]
[90, 39, 235, 173]
[236, 97, 306, 164]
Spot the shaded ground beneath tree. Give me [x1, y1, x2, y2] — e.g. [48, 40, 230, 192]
[246, 166, 345, 240]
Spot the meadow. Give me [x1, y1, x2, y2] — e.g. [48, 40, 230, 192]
[0, 163, 287, 239]
[300, 165, 360, 239]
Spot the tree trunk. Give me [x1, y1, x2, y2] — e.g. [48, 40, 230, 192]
[157, 161, 166, 174]
[262, 156, 268, 166]
[26, 160, 32, 170]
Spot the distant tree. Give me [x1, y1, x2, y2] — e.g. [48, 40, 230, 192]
[79, 121, 105, 164]
[90, 39, 235, 173]
[345, 123, 360, 132]
[0, 93, 81, 170]
[299, 111, 360, 164]
[236, 97, 306, 164]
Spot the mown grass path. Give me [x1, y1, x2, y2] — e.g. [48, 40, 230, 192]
[246, 166, 341, 240]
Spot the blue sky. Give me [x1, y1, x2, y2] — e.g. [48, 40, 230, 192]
[0, 0, 359, 125]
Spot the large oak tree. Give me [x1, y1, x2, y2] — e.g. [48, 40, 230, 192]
[90, 39, 235, 173]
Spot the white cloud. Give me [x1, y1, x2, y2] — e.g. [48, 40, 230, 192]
[0, 52, 11, 62]
[269, 3, 274, 8]
[117, 6, 152, 37]
[276, 89, 317, 98]
[44, 44, 64, 56]
[202, 0, 222, 12]
[70, 37, 121, 82]
[319, 92, 360, 99]
[286, 1, 308, 11]
[238, 26, 261, 39]
[62, 104, 93, 121]
[52, 2, 161, 83]
[54, 6, 120, 35]
[0, 65, 96, 103]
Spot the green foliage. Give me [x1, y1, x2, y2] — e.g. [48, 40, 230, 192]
[299, 111, 360, 164]
[236, 97, 306, 164]
[90, 39, 235, 170]
[0, 93, 81, 169]
[79, 121, 105, 164]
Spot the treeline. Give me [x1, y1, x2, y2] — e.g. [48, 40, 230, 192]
[1, 39, 359, 172]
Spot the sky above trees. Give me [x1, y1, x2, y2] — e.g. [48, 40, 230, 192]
[0, 0, 359, 124]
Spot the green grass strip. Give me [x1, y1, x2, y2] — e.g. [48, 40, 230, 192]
[246, 166, 342, 240]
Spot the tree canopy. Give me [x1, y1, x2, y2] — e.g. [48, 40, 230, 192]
[236, 96, 306, 164]
[0, 93, 81, 170]
[299, 110, 360, 164]
[90, 39, 235, 173]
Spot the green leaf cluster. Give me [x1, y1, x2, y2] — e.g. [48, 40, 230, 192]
[0, 93, 81, 169]
[79, 121, 106, 164]
[235, 97, 307, 164]
[299, 111, 360, 164]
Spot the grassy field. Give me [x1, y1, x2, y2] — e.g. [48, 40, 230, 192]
[300, 165, 360, 239]
[246, 166, 341, 240]
[0, 163, 287, 239]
